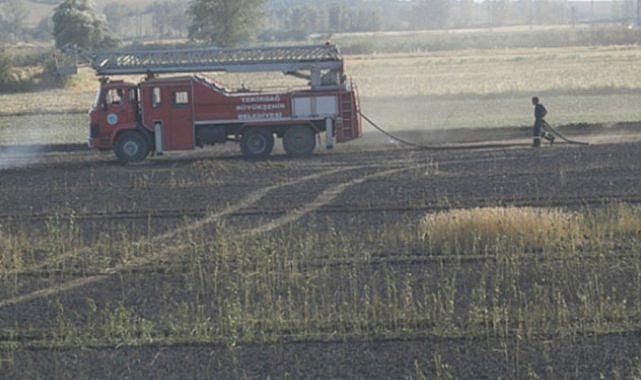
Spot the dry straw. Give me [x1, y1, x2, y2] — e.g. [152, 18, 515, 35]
[422, 206, 582, 253]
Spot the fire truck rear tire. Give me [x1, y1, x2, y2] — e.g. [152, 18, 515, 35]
[283, 126, 316, 157]
[114, 131, 150, 164]
[240, 128, 274, 159]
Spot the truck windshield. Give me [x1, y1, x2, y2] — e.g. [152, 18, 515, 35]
[92, 87, 101, 109]
[105, 88, 126, 104]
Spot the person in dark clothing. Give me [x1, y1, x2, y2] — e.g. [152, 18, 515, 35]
[532, 96, 555, 147]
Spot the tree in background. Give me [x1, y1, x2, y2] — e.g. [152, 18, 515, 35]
[327, 3, 383, 33]
[0, 50, 14, 85]
[352, 7, 383, 32]
[32, 16, 54, 41]
[411, 0, 450, 29]
[288, 5, 327, 34]
[328, 3, 347, 32]
[103, 2, 135, 38]
[454, 0, 476, 28]
[149, 0, 188, 38]
[487, 0, 511, 26]
[187, 0, 265, 47]
[0, 0, 28, 42]
[52, 0, 118, 49]
[262, 1, 382, 41]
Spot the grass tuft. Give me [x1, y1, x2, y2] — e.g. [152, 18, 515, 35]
[422, 206, 582, 253]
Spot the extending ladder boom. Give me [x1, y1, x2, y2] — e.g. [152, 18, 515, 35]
[89, 44, 343, 77]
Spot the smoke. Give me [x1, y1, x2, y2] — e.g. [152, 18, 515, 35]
[0, 114, 59, 171]
[0, 144, 46, 171]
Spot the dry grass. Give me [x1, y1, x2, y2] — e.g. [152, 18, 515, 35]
[586, 203, 641, 239]
[422, 206, 582, 253]
[350, 45, 641, 130]
[349, 45, 641, 98]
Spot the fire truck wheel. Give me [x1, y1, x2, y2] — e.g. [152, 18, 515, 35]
[115, 131, 150, 164]
[240, 128, 274, 159]
[283, 126, 316, 157]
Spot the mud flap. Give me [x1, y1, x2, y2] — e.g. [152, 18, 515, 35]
[154, 122, 164, 155]
[325, 117, 334, 149]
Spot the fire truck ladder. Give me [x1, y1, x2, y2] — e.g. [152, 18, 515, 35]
[337, 85, 361, 142]
[83, 44, 344, 90]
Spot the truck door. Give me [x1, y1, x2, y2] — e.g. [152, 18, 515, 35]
[144, 84, 194, 151]
[101, 87, 137, 128]
[165, 85, 194, 150]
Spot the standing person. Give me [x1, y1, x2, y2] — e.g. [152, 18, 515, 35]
[532, 96, 555, 147]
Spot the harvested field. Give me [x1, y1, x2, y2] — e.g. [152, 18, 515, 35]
[2, 123, 641, 378]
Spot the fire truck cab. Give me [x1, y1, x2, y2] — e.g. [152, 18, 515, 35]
[85, 44, 362, 163]
[90, 80, 140, 151]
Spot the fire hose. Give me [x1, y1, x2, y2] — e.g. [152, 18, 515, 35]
[542, 121, 590, 146]
[358, 111, 589, 150]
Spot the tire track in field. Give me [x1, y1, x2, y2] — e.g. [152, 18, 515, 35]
[0, 145, 595, 309]
[30, 166, 363, 271]
[0, 163, 431, 309]
[0, 165, 365, 308]
[7, 159, 433, 278]
[242, 165, 427, 236]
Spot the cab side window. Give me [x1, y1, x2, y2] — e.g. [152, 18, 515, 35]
[174, 91, 189, 106]
[152, 88, 161, 108]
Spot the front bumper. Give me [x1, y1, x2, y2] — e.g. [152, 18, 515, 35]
[88, 123, 112, 149]
[88, 137, 112, 150]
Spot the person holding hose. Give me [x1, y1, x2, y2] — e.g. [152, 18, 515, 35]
[532, 96, 555, 147]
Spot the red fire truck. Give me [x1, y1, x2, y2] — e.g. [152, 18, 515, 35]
[85, 44, 362, 163]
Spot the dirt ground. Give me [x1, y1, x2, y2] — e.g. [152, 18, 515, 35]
[2, 123, 641, 378]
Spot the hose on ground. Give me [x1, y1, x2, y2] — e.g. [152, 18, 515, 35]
[543, 121, 590, 146]
[358, 111, 589, 150]
[358, 111, 528, 150]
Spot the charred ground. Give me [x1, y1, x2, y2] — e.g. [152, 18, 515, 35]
[1, 124, 641, 378]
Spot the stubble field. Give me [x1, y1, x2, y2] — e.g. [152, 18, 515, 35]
[2, 131, 641, 377]
[2, 45, 641, 378]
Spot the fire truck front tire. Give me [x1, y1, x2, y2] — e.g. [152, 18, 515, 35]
[114, 131, 150, 164]
[283, 126, 316, 157]
[240, 129, 274, 159]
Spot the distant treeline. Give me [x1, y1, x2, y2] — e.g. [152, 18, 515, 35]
[333, 25, 641, 55]
[263, 0, 636, 40]
[2, 0, 639, 45]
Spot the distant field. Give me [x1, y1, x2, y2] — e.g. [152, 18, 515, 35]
[350, 45, 641, 130]
[350, 45, 641, 96]
[361, 92, 641, 132]
[2, 44, 641, 144]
